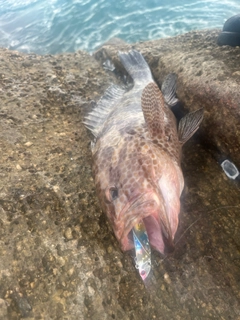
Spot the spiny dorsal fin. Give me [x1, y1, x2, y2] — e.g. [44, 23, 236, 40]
[178, 108, 204, 145]
[83, 84, 125, 138]
[161, 73, 178, 107]
[141, 82, 165, 138]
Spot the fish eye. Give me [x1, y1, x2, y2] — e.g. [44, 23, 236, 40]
[110, 187, 118, 201]
[106, 186, 118, 202]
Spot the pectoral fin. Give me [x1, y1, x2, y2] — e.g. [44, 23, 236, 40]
[178, 108, 204, 144]
[161, 73, 178, 107]
[141, 82, 165, 138]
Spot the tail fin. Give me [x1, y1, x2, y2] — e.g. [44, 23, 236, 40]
[118, 50, 153, 84]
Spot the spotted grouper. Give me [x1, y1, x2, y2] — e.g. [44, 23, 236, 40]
[84, 50, 203, 255]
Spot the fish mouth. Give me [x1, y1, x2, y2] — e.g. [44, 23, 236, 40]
[123, 216, 174, 255]
[143, 215, 174, 254]
[117, 193, 174, 254]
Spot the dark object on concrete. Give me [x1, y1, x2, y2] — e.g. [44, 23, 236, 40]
[218, 14, 240, 46]
[218, 31, 240, 46]
[223, 14, 240, 33]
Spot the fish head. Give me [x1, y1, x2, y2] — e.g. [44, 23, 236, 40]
[94, 137, 184, 255]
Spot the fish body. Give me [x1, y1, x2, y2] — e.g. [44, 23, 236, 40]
[84, 50, 203, 254]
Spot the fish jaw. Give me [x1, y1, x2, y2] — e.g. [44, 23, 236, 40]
[112, 186, 181, 255]
[158, 160, 184, 238]
[115, 211, 169, 254]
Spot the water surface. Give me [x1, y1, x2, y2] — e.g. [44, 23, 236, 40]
[0, 0, 240, 54]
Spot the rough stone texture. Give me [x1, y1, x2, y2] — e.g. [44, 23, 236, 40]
[0, 29, 239, 320]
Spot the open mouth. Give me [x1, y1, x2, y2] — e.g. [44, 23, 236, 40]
[125, 215, 174, 255]
[143, 215, 165, 254]
[144, 215, 175, 254]
[119, 192, 175, 254]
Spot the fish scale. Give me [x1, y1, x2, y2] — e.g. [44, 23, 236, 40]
[84, 50, 203, 280]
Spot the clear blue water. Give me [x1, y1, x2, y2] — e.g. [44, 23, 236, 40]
[0, 0, 239, 54]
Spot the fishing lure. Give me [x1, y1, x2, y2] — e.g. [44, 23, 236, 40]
[132, 220, 151, 280]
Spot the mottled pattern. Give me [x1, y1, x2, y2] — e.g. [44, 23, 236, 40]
[141, 82, 181, 163]
[85, 50, 202, 254]
[141, 82, 165, 138]
[93, 120, 183, 253]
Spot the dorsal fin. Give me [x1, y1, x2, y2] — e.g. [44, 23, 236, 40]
[83, 84, 125, 138]
[178, 108, 204, 144]
[141, 82, 165, 138]
[161, 73, 178, 107]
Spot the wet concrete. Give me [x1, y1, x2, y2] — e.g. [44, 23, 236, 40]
[0, 30, 239, 319]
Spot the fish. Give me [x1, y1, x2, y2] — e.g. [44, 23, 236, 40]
[84, 50, 203, 256]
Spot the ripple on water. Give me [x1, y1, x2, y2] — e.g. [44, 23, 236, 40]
[0, 0, 240, 54]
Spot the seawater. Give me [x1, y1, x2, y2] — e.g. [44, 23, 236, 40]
[0, 0, 239, 54]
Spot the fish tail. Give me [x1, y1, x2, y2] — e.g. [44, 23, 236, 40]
[118, 50, 153, 84]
